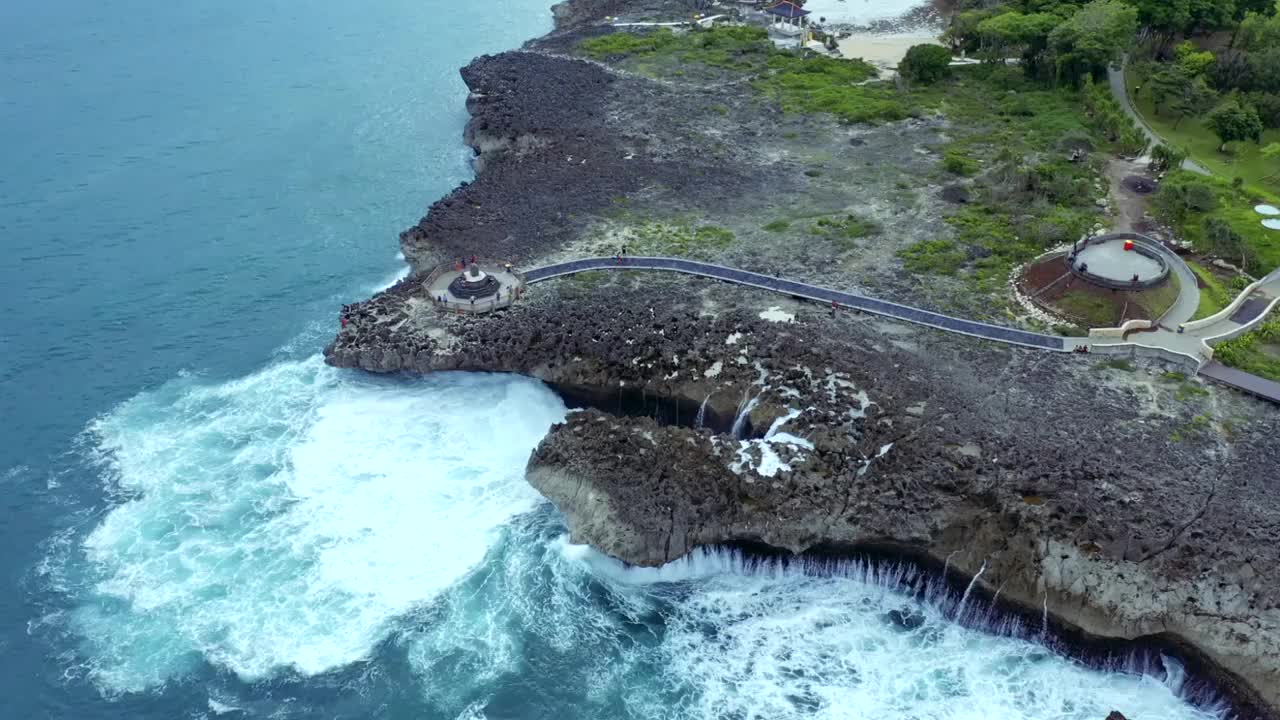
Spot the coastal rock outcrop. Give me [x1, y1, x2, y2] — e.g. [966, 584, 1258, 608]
[326, 3, 1280, 716]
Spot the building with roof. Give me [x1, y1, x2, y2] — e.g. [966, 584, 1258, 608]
[764, 1, 810, 45]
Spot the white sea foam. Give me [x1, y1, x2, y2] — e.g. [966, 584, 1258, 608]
[562, 545, 1225, 720]
[72, 356, 565, 692]
[371, 253, 412, 292]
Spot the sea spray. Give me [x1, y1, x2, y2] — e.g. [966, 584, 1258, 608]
[548, 540, 1225, 720]
[70, 358, 565, 692]
[731, 391, 763, 440]
[959, 560, 987, 614]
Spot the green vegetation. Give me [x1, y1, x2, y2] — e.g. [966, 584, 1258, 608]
[1130, 270, 1182, 319]
[578, 25, 774, 71]
[899, 44, 953, 84]
[761, 219, 791, 232]
[899, 239, 967, 275]
[1055, 289, 1122, 326]
[1188, 261, 1235, 320]
[1129, 65, 1280, 188]
[1170, 413, 1213, 443]
[1081, 75, 1149, 155]
[607, 219, 736, 257]
[944, 0, 1138, 84]
[943, 0, 1280, 190]
[1122, 2, 1280, 192]
[942, 147, 980, 176]
[1153, 171, 1280, 274]
[579, 26, 908, 123]
[1175, 382, 1211, 401]
[1097, 357, 1137, 371]
[1212, 315, 1280, 381]
[563, 270, 609, 292]
[754, 53, 898, 124]
[809, 214, 880, 250]
[1157, 369, 1212, 400]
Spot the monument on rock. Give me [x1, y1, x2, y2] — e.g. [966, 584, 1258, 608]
[424, 258, 525, 313]
[449, 262, 502, 300]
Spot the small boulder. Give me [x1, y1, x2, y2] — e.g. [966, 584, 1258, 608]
[886, 608, 927, 631]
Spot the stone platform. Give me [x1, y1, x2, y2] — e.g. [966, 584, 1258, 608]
[424, 261, 525, 314]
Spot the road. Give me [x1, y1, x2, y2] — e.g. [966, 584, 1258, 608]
[1107, 60, 1211, 176]
[524, 256, 1068, 351]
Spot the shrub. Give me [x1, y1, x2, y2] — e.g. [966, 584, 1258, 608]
[1149, 143, 1187, 172]
[899, 44, 953, 84]
[899, 239, 967, 275]
[580, 29, 678, 58]
[810, 214, 880, 241]
[1203, 217, 1248, 267]
[943, 148, 979, 176]
[1154, 178, 1218, 222]
[1245, 91, 1280, 129]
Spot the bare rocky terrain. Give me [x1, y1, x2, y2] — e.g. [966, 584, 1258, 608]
[325, 2, 1280, 716]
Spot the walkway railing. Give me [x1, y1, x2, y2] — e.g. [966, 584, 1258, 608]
[524, 256, 1067, 351]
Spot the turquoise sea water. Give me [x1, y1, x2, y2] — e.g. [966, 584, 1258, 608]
[0, 1, 1235, 718]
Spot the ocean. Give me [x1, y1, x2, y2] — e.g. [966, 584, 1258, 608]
[0, 1, 1231, 718]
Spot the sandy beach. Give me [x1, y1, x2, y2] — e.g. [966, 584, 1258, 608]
[835, 31, 943, 75]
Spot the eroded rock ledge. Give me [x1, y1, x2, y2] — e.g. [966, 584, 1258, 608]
[324, 2, 1280, 715]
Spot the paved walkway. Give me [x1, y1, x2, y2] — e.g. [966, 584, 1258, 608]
[1183, 267, 1280, 344]
[1108, 60, 1211, 176]
[525, 256, 1067, 350]
[1200, 361, 1280, 402]
[519, 255, 1280, 404]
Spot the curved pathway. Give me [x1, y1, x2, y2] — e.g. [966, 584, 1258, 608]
[1089, 232, 1200, 327]
[1107, 60, 1211, 176]
[524, 256, 1067, 351]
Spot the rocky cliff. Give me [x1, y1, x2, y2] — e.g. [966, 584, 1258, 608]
[326, 2, 1280, 716]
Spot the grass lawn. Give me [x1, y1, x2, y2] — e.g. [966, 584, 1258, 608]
[1054, 288, 1122, 326]
[1131, 270, 1181, 320]
[1126, 66, 1279, 193]
[1213, 316, 1280, 382]
[1157, 171, 1280, 275]
[1188, 260, 1234, 320]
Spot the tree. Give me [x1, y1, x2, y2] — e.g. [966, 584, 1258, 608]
[1167, 79, 1219, 128]
[1247, 48, 1280, 93]
[1203, 217, 1249, 270]
[1173, 40, 1215, 76]
[1262, 142, 1280, 181]
[1148, 64, 1219, 127]
[1183, 0, 1236, 35]
[1154, 178, 1218, 222]
[977, 11, 1059, 68]
[1239, 9, 1280, 52]
[1149, 143, 1188, 172]
[1049, 0, 1139, 85]
[1207, 100, 1265, 151]
[899, 44, 953, 84]
[1230, 0, 1278, 47]
[1127, 0, 1190, 42]
[942, 10, 998, 55]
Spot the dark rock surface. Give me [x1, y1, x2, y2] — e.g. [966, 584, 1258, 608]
[324, 1, 1280, 715]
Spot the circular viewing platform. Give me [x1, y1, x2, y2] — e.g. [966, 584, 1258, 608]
[424, 259, 526, 314]
[1068, 234, 1170, 289]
